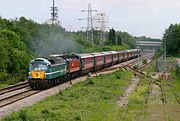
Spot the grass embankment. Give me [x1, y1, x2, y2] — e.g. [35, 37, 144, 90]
[2, 70, 133, 121]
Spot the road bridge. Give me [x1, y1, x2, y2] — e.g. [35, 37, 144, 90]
[136, 41, 162, 51]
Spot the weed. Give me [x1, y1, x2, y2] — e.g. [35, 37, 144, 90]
[18, 110, 29, 121]
[74, 116, 81, 121]
[87, 79, 94, 85]
[41, 108, 49, 115]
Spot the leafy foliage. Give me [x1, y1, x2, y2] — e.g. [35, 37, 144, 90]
[0, 29, 29, 74]
[108, 28, 116, 45]
[163, 24, 180, 56]
[2, 70, 133, 121]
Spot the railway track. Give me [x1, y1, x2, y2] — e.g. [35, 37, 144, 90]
[0, 53, 153, 109]
[0, 81, 41, 108]
[139, 78, 153, 121]
[118, 54, 154, 121]
[123, 60, 180, 121]
[0, 82, 29, 95]
[0, 90, 40, 108]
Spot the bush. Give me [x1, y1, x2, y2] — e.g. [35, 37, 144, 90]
[142, 59, 148, 64]
[133, 65, 139, 70]
[18, 110, 29, 121]
[0, 72, 9, 82]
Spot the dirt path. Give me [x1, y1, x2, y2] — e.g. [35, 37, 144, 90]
[117, 76, 140, 107]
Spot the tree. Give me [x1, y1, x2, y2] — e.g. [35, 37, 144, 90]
[163, 24, 180, 56]
[0, 40, 9, 71]
[108, 28, 116, 45]
[117, 35, 122, 45]
[0, 29, 30, 73]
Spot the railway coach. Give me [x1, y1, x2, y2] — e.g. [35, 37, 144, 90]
[102, 52, 113, 67]
[91, 53, 105, 71]
[110, 51, 119, 64]
[75, 54, 94, 74]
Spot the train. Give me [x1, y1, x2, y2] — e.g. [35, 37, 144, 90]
[28, 49, 141, 89]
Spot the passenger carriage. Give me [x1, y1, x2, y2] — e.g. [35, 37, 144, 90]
[91, 52, 105, 71]
[75, 54, 94, 74]
[110, 51, 119, 64]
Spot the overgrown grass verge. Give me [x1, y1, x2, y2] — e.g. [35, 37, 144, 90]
[172, 67, 180, 94]
[144, 60, 157, 73]
[2, 70, 133, 121]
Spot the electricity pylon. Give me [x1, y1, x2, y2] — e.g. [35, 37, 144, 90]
[79, 3, 97, 45]
[96, 13, 108, 45]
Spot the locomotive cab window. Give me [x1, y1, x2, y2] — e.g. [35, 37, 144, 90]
[30, 63, 47, 71]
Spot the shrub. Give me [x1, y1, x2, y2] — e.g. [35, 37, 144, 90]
[18, 110, 29, 121]
[133, 65, 139, 70]
[142, 59, 148, 64]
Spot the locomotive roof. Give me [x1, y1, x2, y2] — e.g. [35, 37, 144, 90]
[43, 56, 66, 65]
[31, 58, 51, 65]
[75, 54, 94, 59]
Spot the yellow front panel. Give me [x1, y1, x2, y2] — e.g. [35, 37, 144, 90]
[30, 70, 45, 79]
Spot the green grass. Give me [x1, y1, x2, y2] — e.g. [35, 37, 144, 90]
[144, 60, 157, 73]
[0, 83, 9, 89]
[172, 67, 180, 93]
[2, 70, 133, 121]
[0, 73, 26, 89]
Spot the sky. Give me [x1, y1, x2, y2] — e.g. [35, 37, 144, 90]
[0, 0, 180, 39]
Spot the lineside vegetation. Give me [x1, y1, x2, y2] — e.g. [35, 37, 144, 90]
[2, 70, 133, 121]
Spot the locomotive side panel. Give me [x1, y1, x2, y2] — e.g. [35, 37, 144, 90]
[69, 59, 80, 73]
[46, 64, 66, 80]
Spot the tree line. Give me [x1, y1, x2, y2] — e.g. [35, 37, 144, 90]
[0, 16, 158, 83]
[163, 24, 180, 56]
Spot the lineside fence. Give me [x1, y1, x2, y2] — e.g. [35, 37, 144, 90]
[156, 56, 177, 72]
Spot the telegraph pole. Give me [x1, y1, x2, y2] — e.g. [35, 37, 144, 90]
[79, 3, 97, 45]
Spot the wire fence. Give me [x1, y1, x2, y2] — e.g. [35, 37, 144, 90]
[156, 56, 177, 72]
